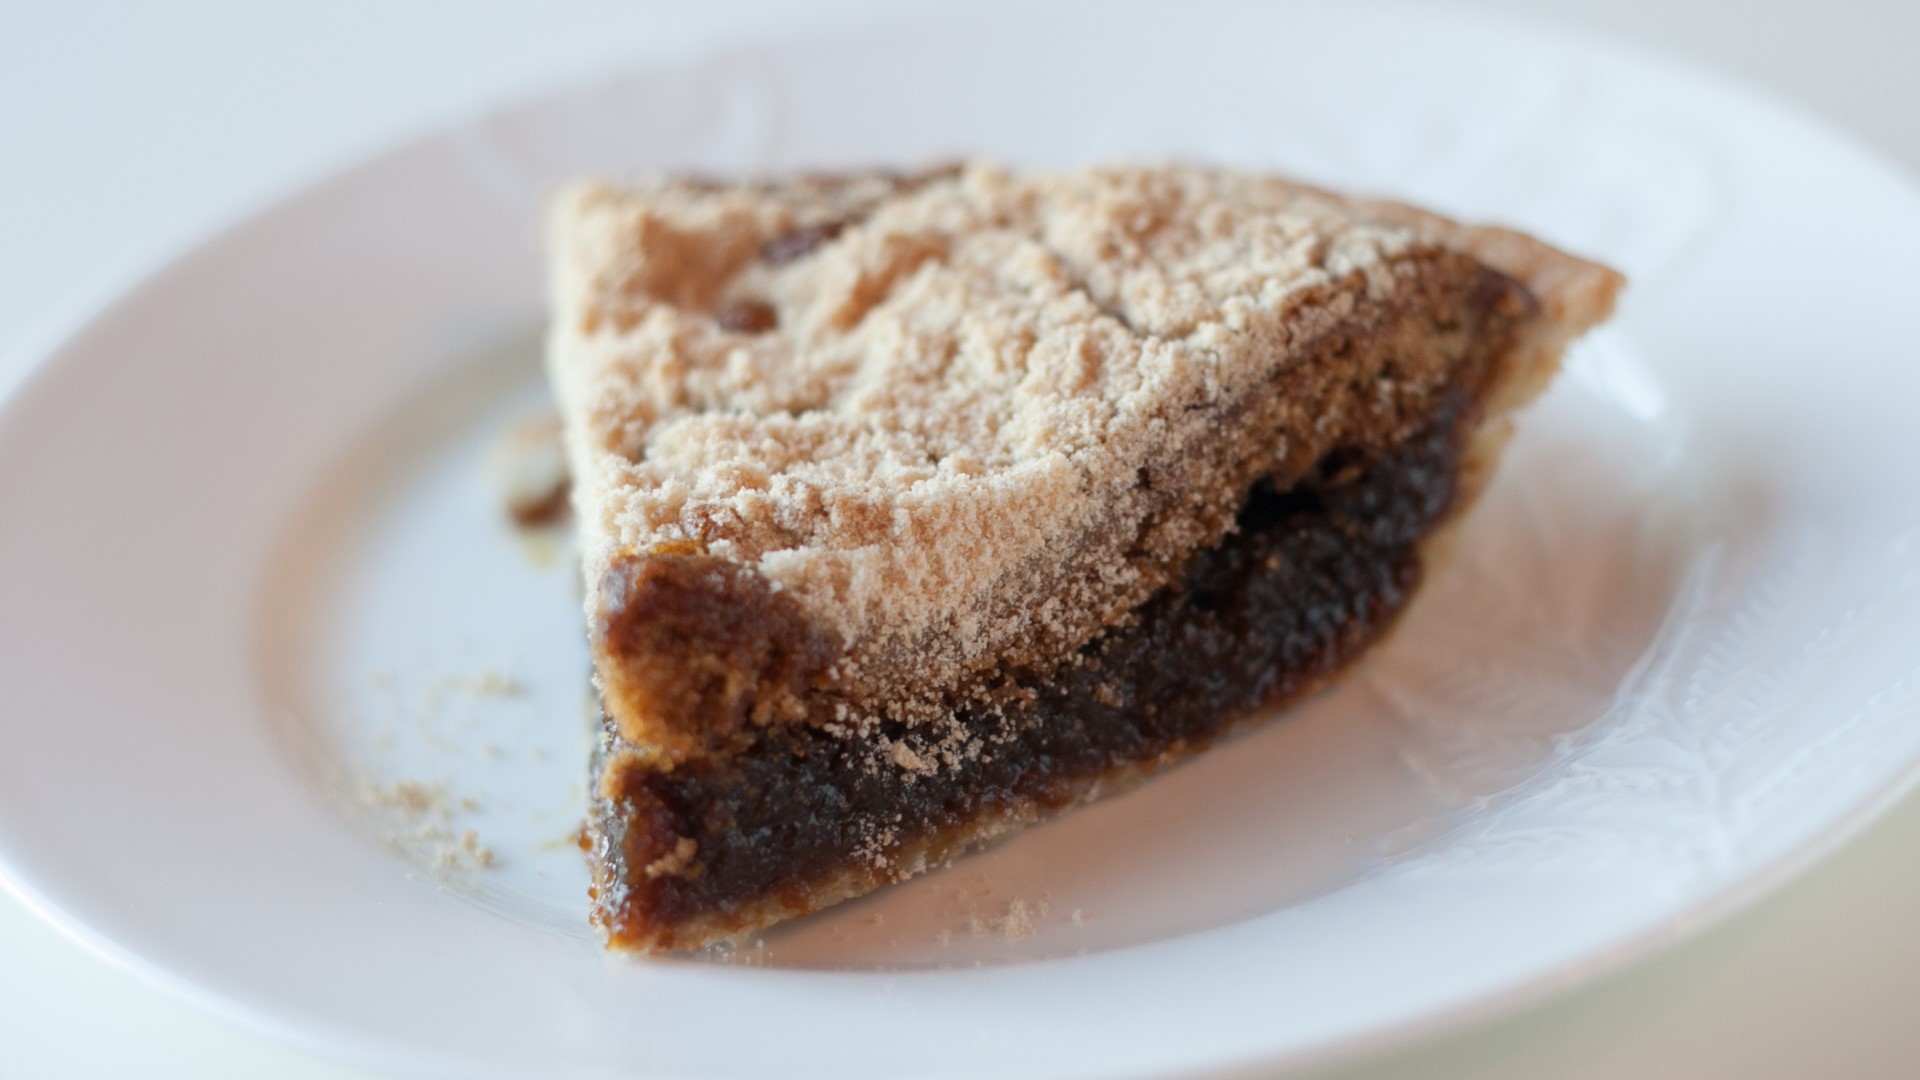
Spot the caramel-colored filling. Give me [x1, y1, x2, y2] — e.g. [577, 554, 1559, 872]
[589, 385, 1480, 950]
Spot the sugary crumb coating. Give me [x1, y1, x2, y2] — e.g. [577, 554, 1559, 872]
[546, 164, 1622, 758]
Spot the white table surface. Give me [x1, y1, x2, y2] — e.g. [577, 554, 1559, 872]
[4, 2, 1917, 1077]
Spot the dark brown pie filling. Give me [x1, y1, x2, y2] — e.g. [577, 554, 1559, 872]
[589, 386, 1481, 950]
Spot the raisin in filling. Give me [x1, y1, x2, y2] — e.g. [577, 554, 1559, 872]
[590, 387, 1478, 947]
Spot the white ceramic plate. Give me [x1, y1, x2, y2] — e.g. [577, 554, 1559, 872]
[5, 4, 1920, 1078]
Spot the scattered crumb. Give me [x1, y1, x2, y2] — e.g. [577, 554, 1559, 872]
[465, 670, 526, 698]
[358, 778, 445, 818]
[709, 937, 774, 967]
[643, 836, 699, 879]
[490, 410, 570, 528]
[888, 740, 928, 774]
[460, 830, 497, 869]
[349, 644, 585, 884]
[967, 896, 1049, 940]
[349, 778, 496, 873]
[1070, 908, 1088, 926]
[417, 671, 526, 725]
[848, 820, 901, 869]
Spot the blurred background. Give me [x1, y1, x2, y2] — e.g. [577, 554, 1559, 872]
[2, 1, 1917, 1078]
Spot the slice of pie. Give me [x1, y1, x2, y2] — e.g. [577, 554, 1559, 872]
[545, 164, 1622, 952]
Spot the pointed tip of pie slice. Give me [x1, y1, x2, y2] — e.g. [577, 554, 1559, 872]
[1349, 199, 1626, 418]
[590, 547, 839, 761]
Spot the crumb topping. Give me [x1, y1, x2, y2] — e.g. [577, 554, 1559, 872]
[547, 163, 1619, 735]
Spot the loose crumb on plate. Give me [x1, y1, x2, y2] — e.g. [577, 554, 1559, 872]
[490, 410, 571, 528]
[350, 778, 498, 873]
[966, 896, 1050, 940]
